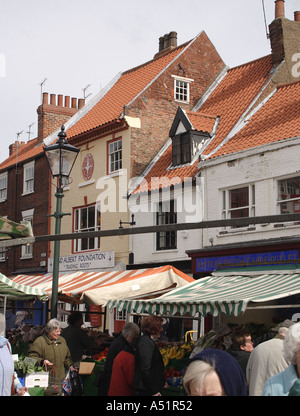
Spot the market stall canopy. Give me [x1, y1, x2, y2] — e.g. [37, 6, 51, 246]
[11, 266, 194, 305]
[105, 269, 300, 317]
[0, 217, 33, 240]
[0, 273, 48, 301]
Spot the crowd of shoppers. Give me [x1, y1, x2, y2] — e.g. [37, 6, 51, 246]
[2, 311, 300, 396]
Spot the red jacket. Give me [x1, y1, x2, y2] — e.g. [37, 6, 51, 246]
[108, 346, 135, 396]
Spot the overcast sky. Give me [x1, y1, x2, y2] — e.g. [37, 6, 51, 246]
[0, 0, 299, 162]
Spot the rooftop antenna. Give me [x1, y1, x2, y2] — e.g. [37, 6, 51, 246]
[82, 84, 92, 100]
[40, 78, 47, 103]
[261, 0, 270, 39]
[15, 130, 23, 173]
[27, 122, 35, 141]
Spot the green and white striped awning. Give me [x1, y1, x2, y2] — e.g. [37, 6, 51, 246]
[105, 271, 300, 317]
[0, 273, 48, 301]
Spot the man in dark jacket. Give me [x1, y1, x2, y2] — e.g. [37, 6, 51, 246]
[227, 329, 253, 377]
[97, 322, 140, 396]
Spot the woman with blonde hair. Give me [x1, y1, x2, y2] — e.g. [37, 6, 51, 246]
[263, 322, 300, 396]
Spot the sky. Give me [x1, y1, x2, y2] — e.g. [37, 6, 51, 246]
[0, 0, 299, 162]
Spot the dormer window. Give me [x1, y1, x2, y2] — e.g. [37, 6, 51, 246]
[172, 132, 192, 165]
[169, 107, 219, 168]
[172, 75, 194, 103]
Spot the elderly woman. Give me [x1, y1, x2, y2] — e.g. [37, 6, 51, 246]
[183, 348, 247, 396]
[28, 318, 72, 381]
[0, 313, 28, 396]
[133, 315, 165, 396]
[263, 322, 300, 396]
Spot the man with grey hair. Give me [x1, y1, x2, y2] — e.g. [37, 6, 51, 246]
[246, 320, 294, 396]
[97, 322, 140, 396]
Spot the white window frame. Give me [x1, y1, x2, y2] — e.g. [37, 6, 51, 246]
[73, 202, 101, 252]
[0, 172, 8, 202]
[21, 209, 34, 259]
[277, 175, 300, 214]
[116, 309, 126, 321]
[172, 75, 194, 103]
[108, 138, 122, 174]
[221, 185, 255, 227]
[23, 161, 35, 195]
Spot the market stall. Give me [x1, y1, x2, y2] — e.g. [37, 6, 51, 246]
[105, 267, 300, 317]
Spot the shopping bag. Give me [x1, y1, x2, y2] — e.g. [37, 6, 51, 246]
[62, 365, 84, 396]
[43, 365, 63, 396]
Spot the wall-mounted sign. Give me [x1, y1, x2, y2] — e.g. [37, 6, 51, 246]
[48, 250, 115, 272]
[82, 153, 94, 181]
[196, 250, 299, 272]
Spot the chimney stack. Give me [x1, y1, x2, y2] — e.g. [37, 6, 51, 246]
[275, 0, 285, 19]
[37, 92, 85, 142]
[9, 141, 25, 156]
[155, 31, 178, 58]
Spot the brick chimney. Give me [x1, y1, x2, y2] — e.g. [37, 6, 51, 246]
[9, 141, 25, 156]
[37, 93, 85, 142]
[154, 31, 178, 58]
[269, 0, 300, 71]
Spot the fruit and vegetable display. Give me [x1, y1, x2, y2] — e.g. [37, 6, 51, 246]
[159, 338, 194, 390]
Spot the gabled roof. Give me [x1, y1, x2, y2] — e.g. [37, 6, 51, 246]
[66, 42, 189, 139]
[211, 80, 300, 158]
[0, 38, 192, 171]
[131, 55, 274, 194]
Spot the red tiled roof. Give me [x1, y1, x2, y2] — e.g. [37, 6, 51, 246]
[211, 80, 300, 158]
[132, 55, 273, 193]
[66, 44, 188, 139]
[0, 138, 43, 171]
[185, 111, 218, 134]
[0, 42, 189, 171]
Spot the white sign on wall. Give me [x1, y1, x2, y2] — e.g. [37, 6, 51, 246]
[48, 251, 115, 272]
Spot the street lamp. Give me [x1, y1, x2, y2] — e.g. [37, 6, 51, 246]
[43, 125, 80, 318]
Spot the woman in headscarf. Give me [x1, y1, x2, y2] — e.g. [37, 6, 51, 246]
[183, 348, 247, 396]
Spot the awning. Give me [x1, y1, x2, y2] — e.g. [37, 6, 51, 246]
[0, 273, 48, 301]
[11, 265, 194, 305]
[105, 271, 300, 317]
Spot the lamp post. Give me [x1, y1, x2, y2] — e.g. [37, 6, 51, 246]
[43, 125, 80, 318]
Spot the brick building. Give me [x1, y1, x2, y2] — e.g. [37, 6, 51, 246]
[0, 94, 82, 276]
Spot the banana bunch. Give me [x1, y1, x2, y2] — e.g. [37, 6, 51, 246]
[160, 346, 187, 366]
[180, 342, 193, 352]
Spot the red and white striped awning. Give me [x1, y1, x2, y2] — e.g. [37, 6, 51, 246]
[11, 265, 194, 305]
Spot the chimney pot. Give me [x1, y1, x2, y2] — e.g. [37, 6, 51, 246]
[275, 0, 285, 19]
[294, 11, 300, 22]
[71, 97, 77, 108]
[64, 96, 70, 107]
[163, 34, 169, 50]
[159, 36, 164, 52]
[42, 92, 48, 105]
[78, 98, 85, 109]
[169, 31, 177, 48]
[57, 94, 63, 106]
[50, 94, 56, 105]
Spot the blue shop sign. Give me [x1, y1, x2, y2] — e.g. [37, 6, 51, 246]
[196, 250, 299, 272]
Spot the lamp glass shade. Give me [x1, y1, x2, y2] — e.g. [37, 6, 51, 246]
[44, 143, 79, 178]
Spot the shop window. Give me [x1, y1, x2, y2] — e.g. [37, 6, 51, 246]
[156, 200, 177, 250]
[278, 176, 300, 214]
[222, 185, 255, 227]
[73, 202, 101, 252]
